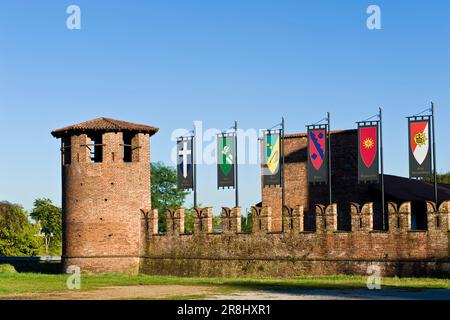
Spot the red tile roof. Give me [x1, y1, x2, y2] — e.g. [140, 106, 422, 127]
[51, 117, 159, 138]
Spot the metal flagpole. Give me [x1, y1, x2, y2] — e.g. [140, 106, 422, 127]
[327, 112, 332, 205]
[234, 120, 239, 208]
[379, 107, 386, 230]
[431, 102, 438, 206]
[281, 117, 285, 211]
[193, 124, 198, 209]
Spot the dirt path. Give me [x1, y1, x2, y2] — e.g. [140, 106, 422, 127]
[2, 285, 218, 300]
[211, 288, 450, 300]
[3, 286, 450, 300]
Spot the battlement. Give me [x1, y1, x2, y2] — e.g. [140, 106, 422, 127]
[142, 201, 450, 237]
[140, 201, 450, 278]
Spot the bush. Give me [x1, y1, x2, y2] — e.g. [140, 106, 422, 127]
[0, 264, 17, 273]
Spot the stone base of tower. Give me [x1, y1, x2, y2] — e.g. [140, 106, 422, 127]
[63, 256, 140, 275]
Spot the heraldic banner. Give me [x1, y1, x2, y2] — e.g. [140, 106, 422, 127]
[177, 137, 194, 190]
[263, 131, 281, 186]
[217, 134, 235, 188]
[408, 117, 432, 178]
[307, 127, 328, 184]
[358, 123, 379, 183]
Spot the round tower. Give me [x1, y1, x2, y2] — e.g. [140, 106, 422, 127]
[51, 117, 158, 274]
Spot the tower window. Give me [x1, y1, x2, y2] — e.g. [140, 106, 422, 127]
[122, 132, 133, 162]
[88, 133, 103, 163]
[62, 137, 71, 165]
[122, 132, 140, 162]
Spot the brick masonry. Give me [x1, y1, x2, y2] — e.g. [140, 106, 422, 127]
[61, 131, 151, 274]
[141, 202, 450, 277]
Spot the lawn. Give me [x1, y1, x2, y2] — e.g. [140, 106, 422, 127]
[0, 273, 449, 297]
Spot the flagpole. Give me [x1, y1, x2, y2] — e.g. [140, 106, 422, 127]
[379, 107, 386, 230]
[193, 124, 198, 209]
[431, 102, 438, 206]
[327, 112, 332, 205]
[281, 117, 286, 224]
[234, 120, 239, 208]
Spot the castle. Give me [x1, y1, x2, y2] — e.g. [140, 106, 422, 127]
[52, 118, 450, 277]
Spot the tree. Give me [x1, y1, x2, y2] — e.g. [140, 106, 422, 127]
[0, 201, 41, 256]
[241, 209, 252, 233]
[30, 198, 62, 255]
[436, 172, 450, 184]
[184, 208, 196, 234]
[425, 172, 450, 184]
[151, 162, 188, 232]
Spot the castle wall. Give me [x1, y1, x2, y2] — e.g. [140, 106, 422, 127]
[140, 202, 450, 278]
[62, 132, 151, 274]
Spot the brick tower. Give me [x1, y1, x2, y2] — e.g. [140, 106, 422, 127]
[51, 118, 158, 274]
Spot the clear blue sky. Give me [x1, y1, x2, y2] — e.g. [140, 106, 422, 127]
[1, 0, 449, 213]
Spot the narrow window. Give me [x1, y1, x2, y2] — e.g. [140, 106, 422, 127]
[62, 137, 71, 165]
[122, 132, 133, 162]
[89, 133, 103, 163]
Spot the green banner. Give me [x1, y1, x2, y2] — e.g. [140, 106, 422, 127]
[217, 135, 235, 188]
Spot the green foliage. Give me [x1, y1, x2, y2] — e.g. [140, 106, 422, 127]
[184, 208, 195, 234]
[0, 201, 42, 256]
[212, 215, 222, 231]
[151, 162, 188, 232]
[425, 172, 450, 184]
[436, 172, 450, 184]
[241, 209, 252, 232]
[30, 198, 62, 255]
[0, 264, 17, 273]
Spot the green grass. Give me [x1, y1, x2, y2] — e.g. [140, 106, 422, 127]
[0, 273, 449, 297]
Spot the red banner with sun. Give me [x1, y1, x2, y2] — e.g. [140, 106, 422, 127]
[358, 124, 379, 183]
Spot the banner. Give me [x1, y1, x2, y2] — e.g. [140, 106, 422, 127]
[177, 138, 194, 190]
[263, 132, 281, 186]
[358, 123, 379, 183]
[307, 127, 328, 183]
[408, 118, 432, 178]
[217, 134, 235, 188]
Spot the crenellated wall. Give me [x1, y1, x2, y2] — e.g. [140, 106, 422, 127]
[140, 201, 450, 277]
